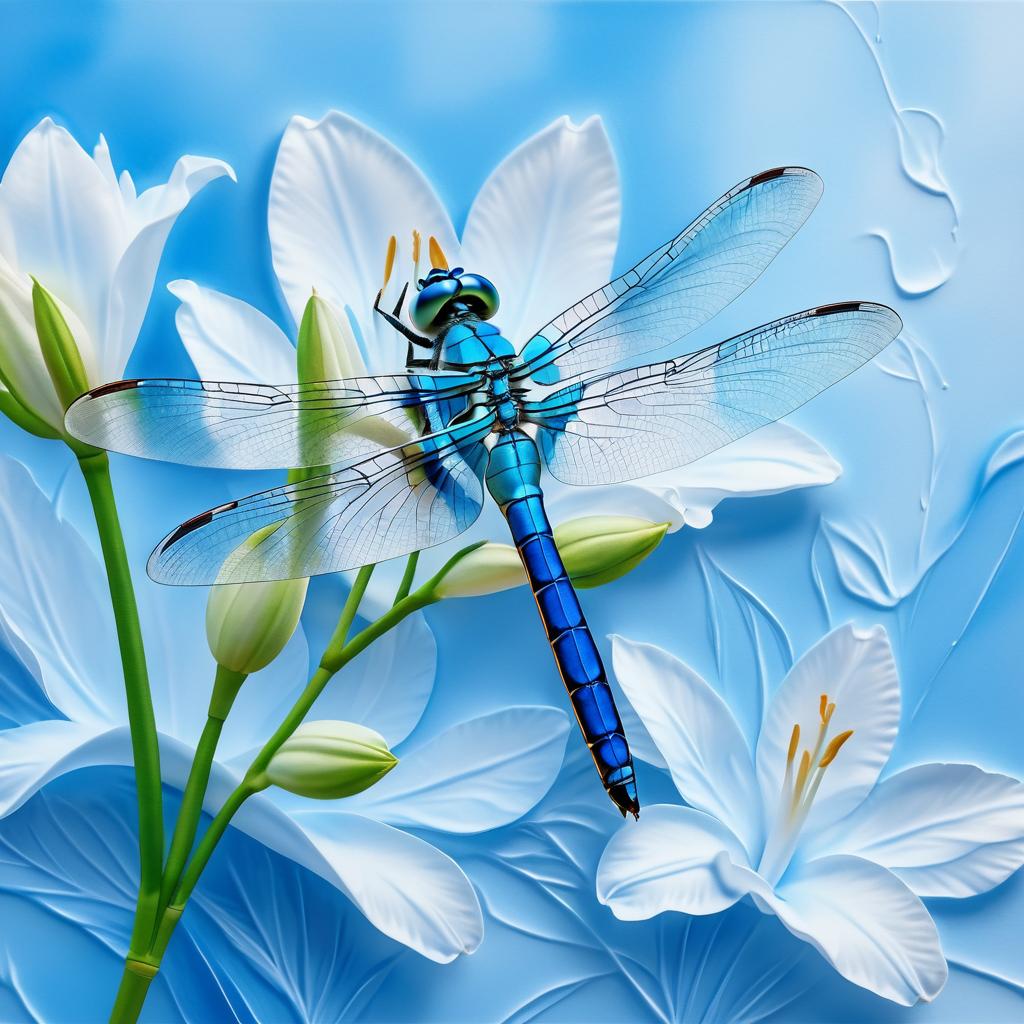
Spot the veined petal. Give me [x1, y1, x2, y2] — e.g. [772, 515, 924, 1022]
[269, 111, 457, 372]
[807, 763, 1024, 897]
[759, 855, 947, 1005]
[0, 720, 129, 818]
[342, 706, 570, 833]
[238, 804, 483, 963]
[543, 423, 840, 532]
[0, 456, 124, 725]
[611, 635, 763, 857]
[169, 280, 298, 384]
[597, 805, 757, 920]
[756, 623, 899, 838]
[103, 153, 234, 381]
[460, 115, 620, 344]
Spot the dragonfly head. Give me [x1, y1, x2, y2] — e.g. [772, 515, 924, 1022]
[410, 267, 500, 333]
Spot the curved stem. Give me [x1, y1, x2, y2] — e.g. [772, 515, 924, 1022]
[393, 551, 419, 606]
[170, 565, 439, 910]
[156, 665, 245, 919]
[78, 452, 163, 956]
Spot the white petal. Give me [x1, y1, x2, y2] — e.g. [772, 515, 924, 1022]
[760, 855, 947, 1005]
[168, 280, 297, 384]
[343, 706, 569, 832]
[596, 804, 757, 920]
[544, 423, 839, 532]
[0, 456, 125, 724]
[0, 118, 116, 383]
[611, 636, 763, 857]
[807, 763, 1024, 897]
[0, 611, 61, 726]
[0, 721, 130, 817]
[268, 111, 457, 372]
[460, 115, 620, 344]
[756, 623, 900, 837]
[236, 803, 483, 962]
[169, 738, 484, 963]
[103, 152, 234, 380]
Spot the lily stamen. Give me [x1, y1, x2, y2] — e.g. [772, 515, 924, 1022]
[412, 229, 422, 284]
[428, 235, 449, 271]
[382, 235, 397, 291]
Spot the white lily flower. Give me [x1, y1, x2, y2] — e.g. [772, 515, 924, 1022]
[597, 625, 1024, 1006]
[598, 622, 1024, 1007]
[0, 118, 234, 433]
[0, 454, 570, 962]
[168, 110, 840, 612]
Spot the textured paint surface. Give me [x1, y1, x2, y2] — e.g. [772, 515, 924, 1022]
[1, 1, 1023, 1020]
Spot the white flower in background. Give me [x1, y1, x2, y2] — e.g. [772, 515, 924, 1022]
[166, 110, 840, 612]
[0, 118, 233, 433]
[0, 455, 570, 961]
[597, 625, 1024, 1005]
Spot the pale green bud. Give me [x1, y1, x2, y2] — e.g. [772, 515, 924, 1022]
[262, 720, 398, 799]
[206, 545, 309, 674]
[432, 515, 669, 599]
[555, 515, 670, 589]
[290, 293, 409, 485]
[0, 265, 84, 437]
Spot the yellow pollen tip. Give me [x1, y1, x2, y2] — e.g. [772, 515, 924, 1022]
[819, 693, 828, 721]
[819, 729, 854, 768]
[428, 235, 449, 271]
[824, 701, 836, 726]
[411, 230, 422, 266]
[794, 749, 812, 796]
[786, 724, 801, 764]
[382, 235, 397, 290]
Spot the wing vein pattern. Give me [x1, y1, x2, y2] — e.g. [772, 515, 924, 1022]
[525, 302, 901, 485]
[515, 167, 824, 383]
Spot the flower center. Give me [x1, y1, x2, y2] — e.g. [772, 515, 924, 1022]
[757, 693, 854, 884]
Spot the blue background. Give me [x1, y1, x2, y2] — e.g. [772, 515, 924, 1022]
[2, 1, 1024, 1020]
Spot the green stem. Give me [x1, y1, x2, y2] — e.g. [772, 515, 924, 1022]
[157, 666, 246, 917]
[78, 452, 163, 957]
[170, 562, 445, 910]
[109, 960, 157, 1024]
[155, 544, 480, 968]
[393, 551, 419, 606]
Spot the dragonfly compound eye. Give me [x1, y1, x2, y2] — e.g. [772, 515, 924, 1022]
[410, 271, 500, 331]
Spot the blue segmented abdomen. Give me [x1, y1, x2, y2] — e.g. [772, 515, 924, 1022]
[484, 429, 639, 818]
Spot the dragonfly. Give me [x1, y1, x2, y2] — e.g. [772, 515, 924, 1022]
[65, 166, 901, 820]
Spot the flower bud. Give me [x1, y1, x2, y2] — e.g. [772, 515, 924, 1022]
[206, 529, 309, 674]
[262, 720, 397, 799]
[432, 515, 669, 599]
[291, 293, 408, 483]
[0, 263, 74, 435]
[555, 515, 669, 590]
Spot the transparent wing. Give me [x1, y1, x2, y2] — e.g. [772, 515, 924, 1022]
[524, 302, 901, 485]
[65, 371, 483, 470]
[514, 167, 824, 384]
[148, 413, 496, 585]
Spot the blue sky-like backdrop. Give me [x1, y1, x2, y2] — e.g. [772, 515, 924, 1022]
[2, 2, 1024, 1021]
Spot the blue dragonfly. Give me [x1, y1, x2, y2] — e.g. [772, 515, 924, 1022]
[65, 167, 901, 819]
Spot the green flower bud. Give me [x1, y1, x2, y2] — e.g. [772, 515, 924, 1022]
[31, 278, 90, 414]
[556, 515, 669, 589]
[262, 720, 398, 799]
[0, 266, 86, 437]
[290, 293, 409, 485]
[206, 527, 309, 674]
[432, 515, 669, 599]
